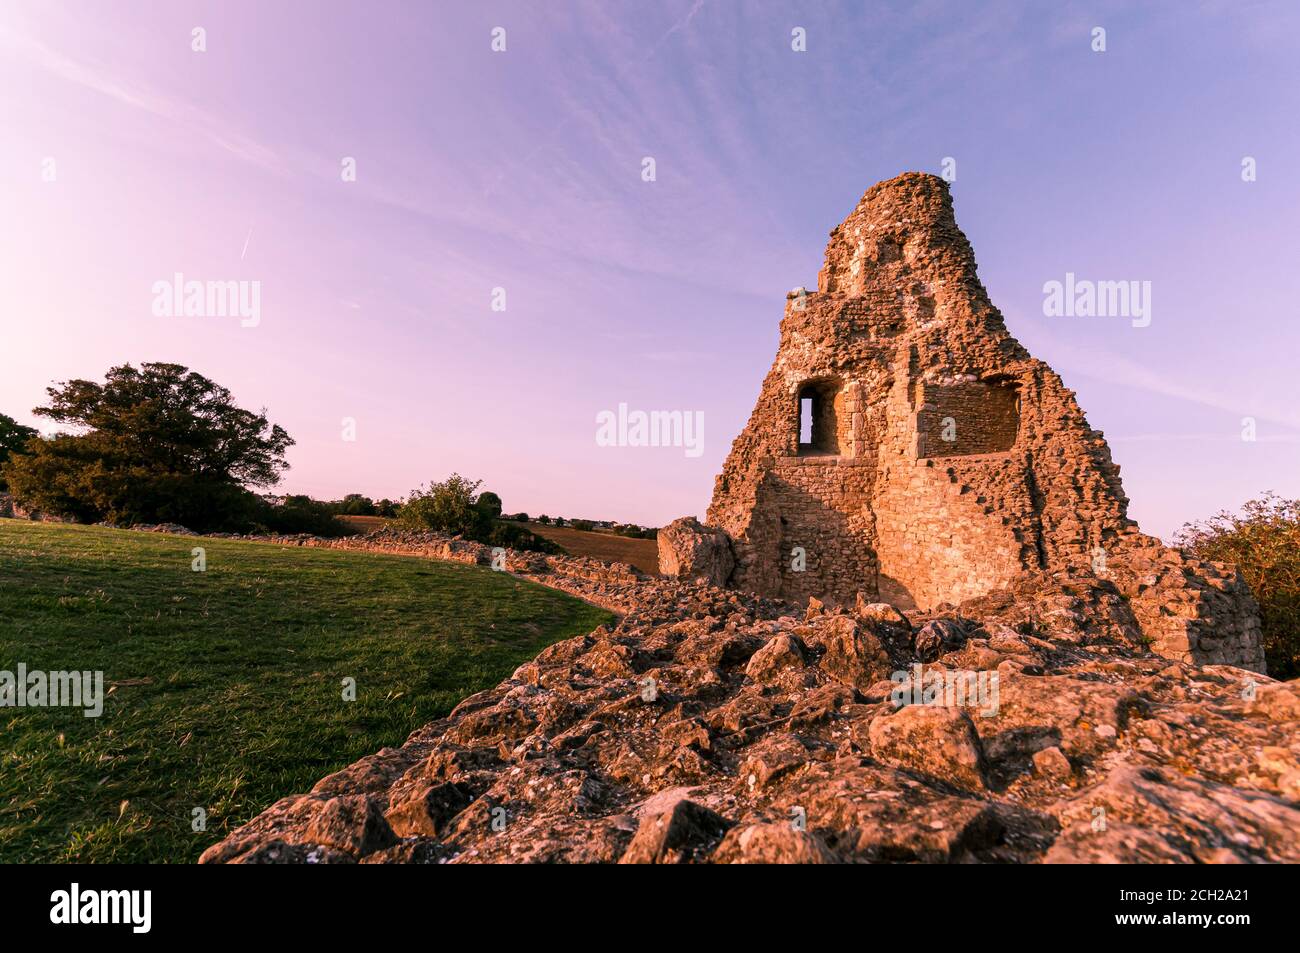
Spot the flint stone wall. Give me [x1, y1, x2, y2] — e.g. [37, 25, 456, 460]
[659, 173, 1264, 673]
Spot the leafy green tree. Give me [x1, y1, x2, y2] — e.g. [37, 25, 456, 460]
[476, 491, 503, 521]
[0, 413, 39, 491]
[1177, 493, 1300, 679]
[335, 493, 377, 516]
[1, 362, 293, 530]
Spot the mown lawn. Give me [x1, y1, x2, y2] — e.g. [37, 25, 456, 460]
[0, 520, 612, 863]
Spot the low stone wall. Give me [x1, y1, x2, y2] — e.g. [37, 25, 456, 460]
[1106, 531, 1266, 672]
[227, 528, 695, 618]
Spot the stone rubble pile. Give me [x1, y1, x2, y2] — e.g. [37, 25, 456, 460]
[202, 529, 1300, 864]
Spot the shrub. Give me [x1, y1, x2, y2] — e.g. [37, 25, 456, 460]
[1176, 493, 1300, 679]
[481, 521, 561, 555]
[397, 474, 489, 537]
[397, 476, 557, 554]
[569, 518, 595, 532]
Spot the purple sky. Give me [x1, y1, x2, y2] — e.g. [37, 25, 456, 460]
[2, 1, 1298, 538]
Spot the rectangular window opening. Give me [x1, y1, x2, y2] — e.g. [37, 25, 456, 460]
[799, 397, 814, 445]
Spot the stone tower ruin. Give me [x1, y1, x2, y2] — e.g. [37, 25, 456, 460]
[661, 172, 1265, 672]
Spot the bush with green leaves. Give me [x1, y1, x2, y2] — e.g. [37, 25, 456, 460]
[397, 474, 488, 537]
[397, 476, 557, 554]
[1176, 493, 1300, 679]
[481, 520, 560, 555]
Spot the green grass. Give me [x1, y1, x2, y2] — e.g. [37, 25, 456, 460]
[0, 519, 612, 863]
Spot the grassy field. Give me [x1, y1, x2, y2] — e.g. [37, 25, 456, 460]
[0, 520, 612, 863]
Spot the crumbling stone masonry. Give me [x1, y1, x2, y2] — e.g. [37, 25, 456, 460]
[663, 173, 1264, 672]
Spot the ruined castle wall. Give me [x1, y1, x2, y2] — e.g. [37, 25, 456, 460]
[687, 173, 1263, 671]
[709, 295, 891, 604]
[917, 381, 1019, 457]
[982, 367, 1130, 570]
[901, 361, 1132, 579]
[868, 363, 1028, 609]
[743, 459, 877, 604]
[719, 368, 880, 605]
[873, 459, 1026, 610]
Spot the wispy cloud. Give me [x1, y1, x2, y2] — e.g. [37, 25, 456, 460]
[1015, 316, 1300, 432]
[1108, 433, 1300, 443]
[0, 23, 285, 173]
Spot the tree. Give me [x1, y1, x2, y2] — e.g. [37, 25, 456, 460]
[476, 491, 503, 521]
[1, 362, 293, 530]
[1177, 493, 1300, 679]
[335, 493, 377, 516]
[0, 413, 39, 491]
